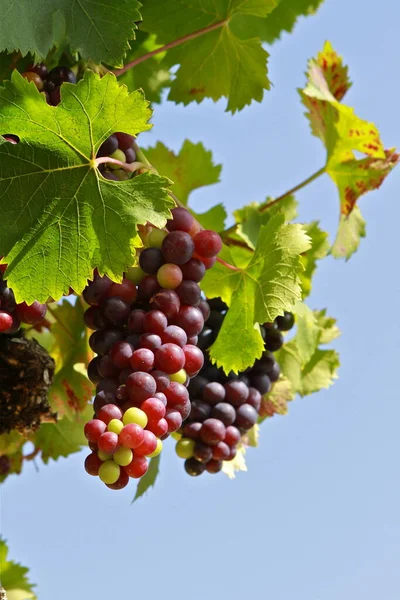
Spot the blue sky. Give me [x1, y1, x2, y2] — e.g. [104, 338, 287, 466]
[2, 1, 400, 599]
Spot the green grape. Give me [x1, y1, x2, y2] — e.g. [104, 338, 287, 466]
[108, 148, 126, 169]
[126, 265, 145, 284]
[113, 168, 130, 181]
[98, 461, 120, 484]
[175, 438, 195, 459]
[169, 369, 187, 384]
[98, 449, 112, 461]
[123, 407, 148, 428]
[107, 419, 124, 434]
[147, 228, 167, 249]
[113, 447, 133, 466]
[148, 438, 163, 458]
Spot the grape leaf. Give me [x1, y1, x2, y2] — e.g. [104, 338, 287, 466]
[192, 205, 227, 232]
[300, 42, 399, 257]
[331, 206, 366, 259]
[232, 196, 298, 249]
[0, 71, 173, 304]
[33, 404, 93, 463]
[140, 0, 275, 113]
[116, 32, 171, 103]
[0, 539, 36, 599]
[222, 444, 247, 479]
[299, 221, 329, 297]
[259, 376, 294, 420]
[231, 0, 324, 44]
[276, 304, 340, 396]
[0, 0, 141, 68]
[28, 300, 93, 418]
[144, 140, 222, 205]
[0, 432, 25, 484]
[201, 214, 311, 372]
[132, 454, 161, 503]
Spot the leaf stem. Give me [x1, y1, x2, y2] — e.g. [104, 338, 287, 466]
[95, 156, 147, 173]
[113, 20, 227, 76]
[46, 304, 74, 342]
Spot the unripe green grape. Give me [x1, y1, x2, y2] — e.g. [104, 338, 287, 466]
[126, 265, 145, 284]
[107, 419, 124, 434]
[113, 168, 130, 181]
[123, 407, 148, 428]
[175, 438, 195, 459]
[148, 438, 163, 458]
[98, 449, 112, 461]
[99, 460, 120, 484]
[113, 447, 133, 466]
[147, 228, 167, 249]
[108, 148, 126, 169]
[169, 369, 187, 385]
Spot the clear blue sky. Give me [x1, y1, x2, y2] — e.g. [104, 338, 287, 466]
[3, 1, 400, 598]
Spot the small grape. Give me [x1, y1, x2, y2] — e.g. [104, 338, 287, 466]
[107, 419, 124, 435]
[200, 419, 226, 446]
[119, 423, 145, 449]
[161, 231, 195, 265]
[122, 407, 148, 428]
[148, 438, 163, 458]
[193, 230, 222, 258]
[99, 461, 120, 485]
[157, 263, 183, 289]
[175, 438, 195, 459]
[113, 447, 133, 466]
[84, 453, 102, 476]
[124, 456, 148, 478]
[184, 458, 205, 476]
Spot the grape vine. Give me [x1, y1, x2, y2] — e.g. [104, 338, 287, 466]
[0, 1, 398, 596]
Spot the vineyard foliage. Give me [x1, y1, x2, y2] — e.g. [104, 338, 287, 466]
[0, 0, 398, 596]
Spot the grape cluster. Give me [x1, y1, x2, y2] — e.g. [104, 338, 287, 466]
[20, 64, 76, 106]
[0, 266, 47, 334]
[176, 298, 294, 476]
[83, 207, 222, 489]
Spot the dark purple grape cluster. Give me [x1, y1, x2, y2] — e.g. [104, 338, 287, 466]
[176, 298, 294, 476]
[83, 208, 222, 489]
[20, 64, 76, 106]
[0, 266, 47, 334]
[96, 132, 138, 182]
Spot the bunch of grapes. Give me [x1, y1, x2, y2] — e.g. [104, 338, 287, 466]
[20, 64, 76, 106]
[0, 267, 47, 334]
[175, 298, 295, 476]
[83, 207, 222, 489]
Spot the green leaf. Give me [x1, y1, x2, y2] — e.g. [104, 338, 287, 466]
[133, 454, 161, 503]
[232, 196, 298, 249]
[0, 0, 141, 67]
[192, 204, 227, 233]
[28, 300, 93, 417]
[331, 207, 366, 260]
[300, 42, 399, 256]
[0, 539, 36, 599]
[221, 444, 247, 479]
[259, 376, 294, 420]
[33, 404, 93, 463]
[141, 0, 275, 113]
[202, 215, 310, 372]
[314, 309, 340, 344]
[276, 304, 340, 396]
[116, 32, 171, 103]
[0, 71, 173, 304]
[144, 140, 222, 205]
[299, 221, 330, 297]
[231, 0, 324, 44]
[301, 349, 340, 396]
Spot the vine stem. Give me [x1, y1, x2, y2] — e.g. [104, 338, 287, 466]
[112, 20, 227, 77]
[259, 165, 326, 213]
[95, 156, 146, 173]
[46, 304, 74, 341]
